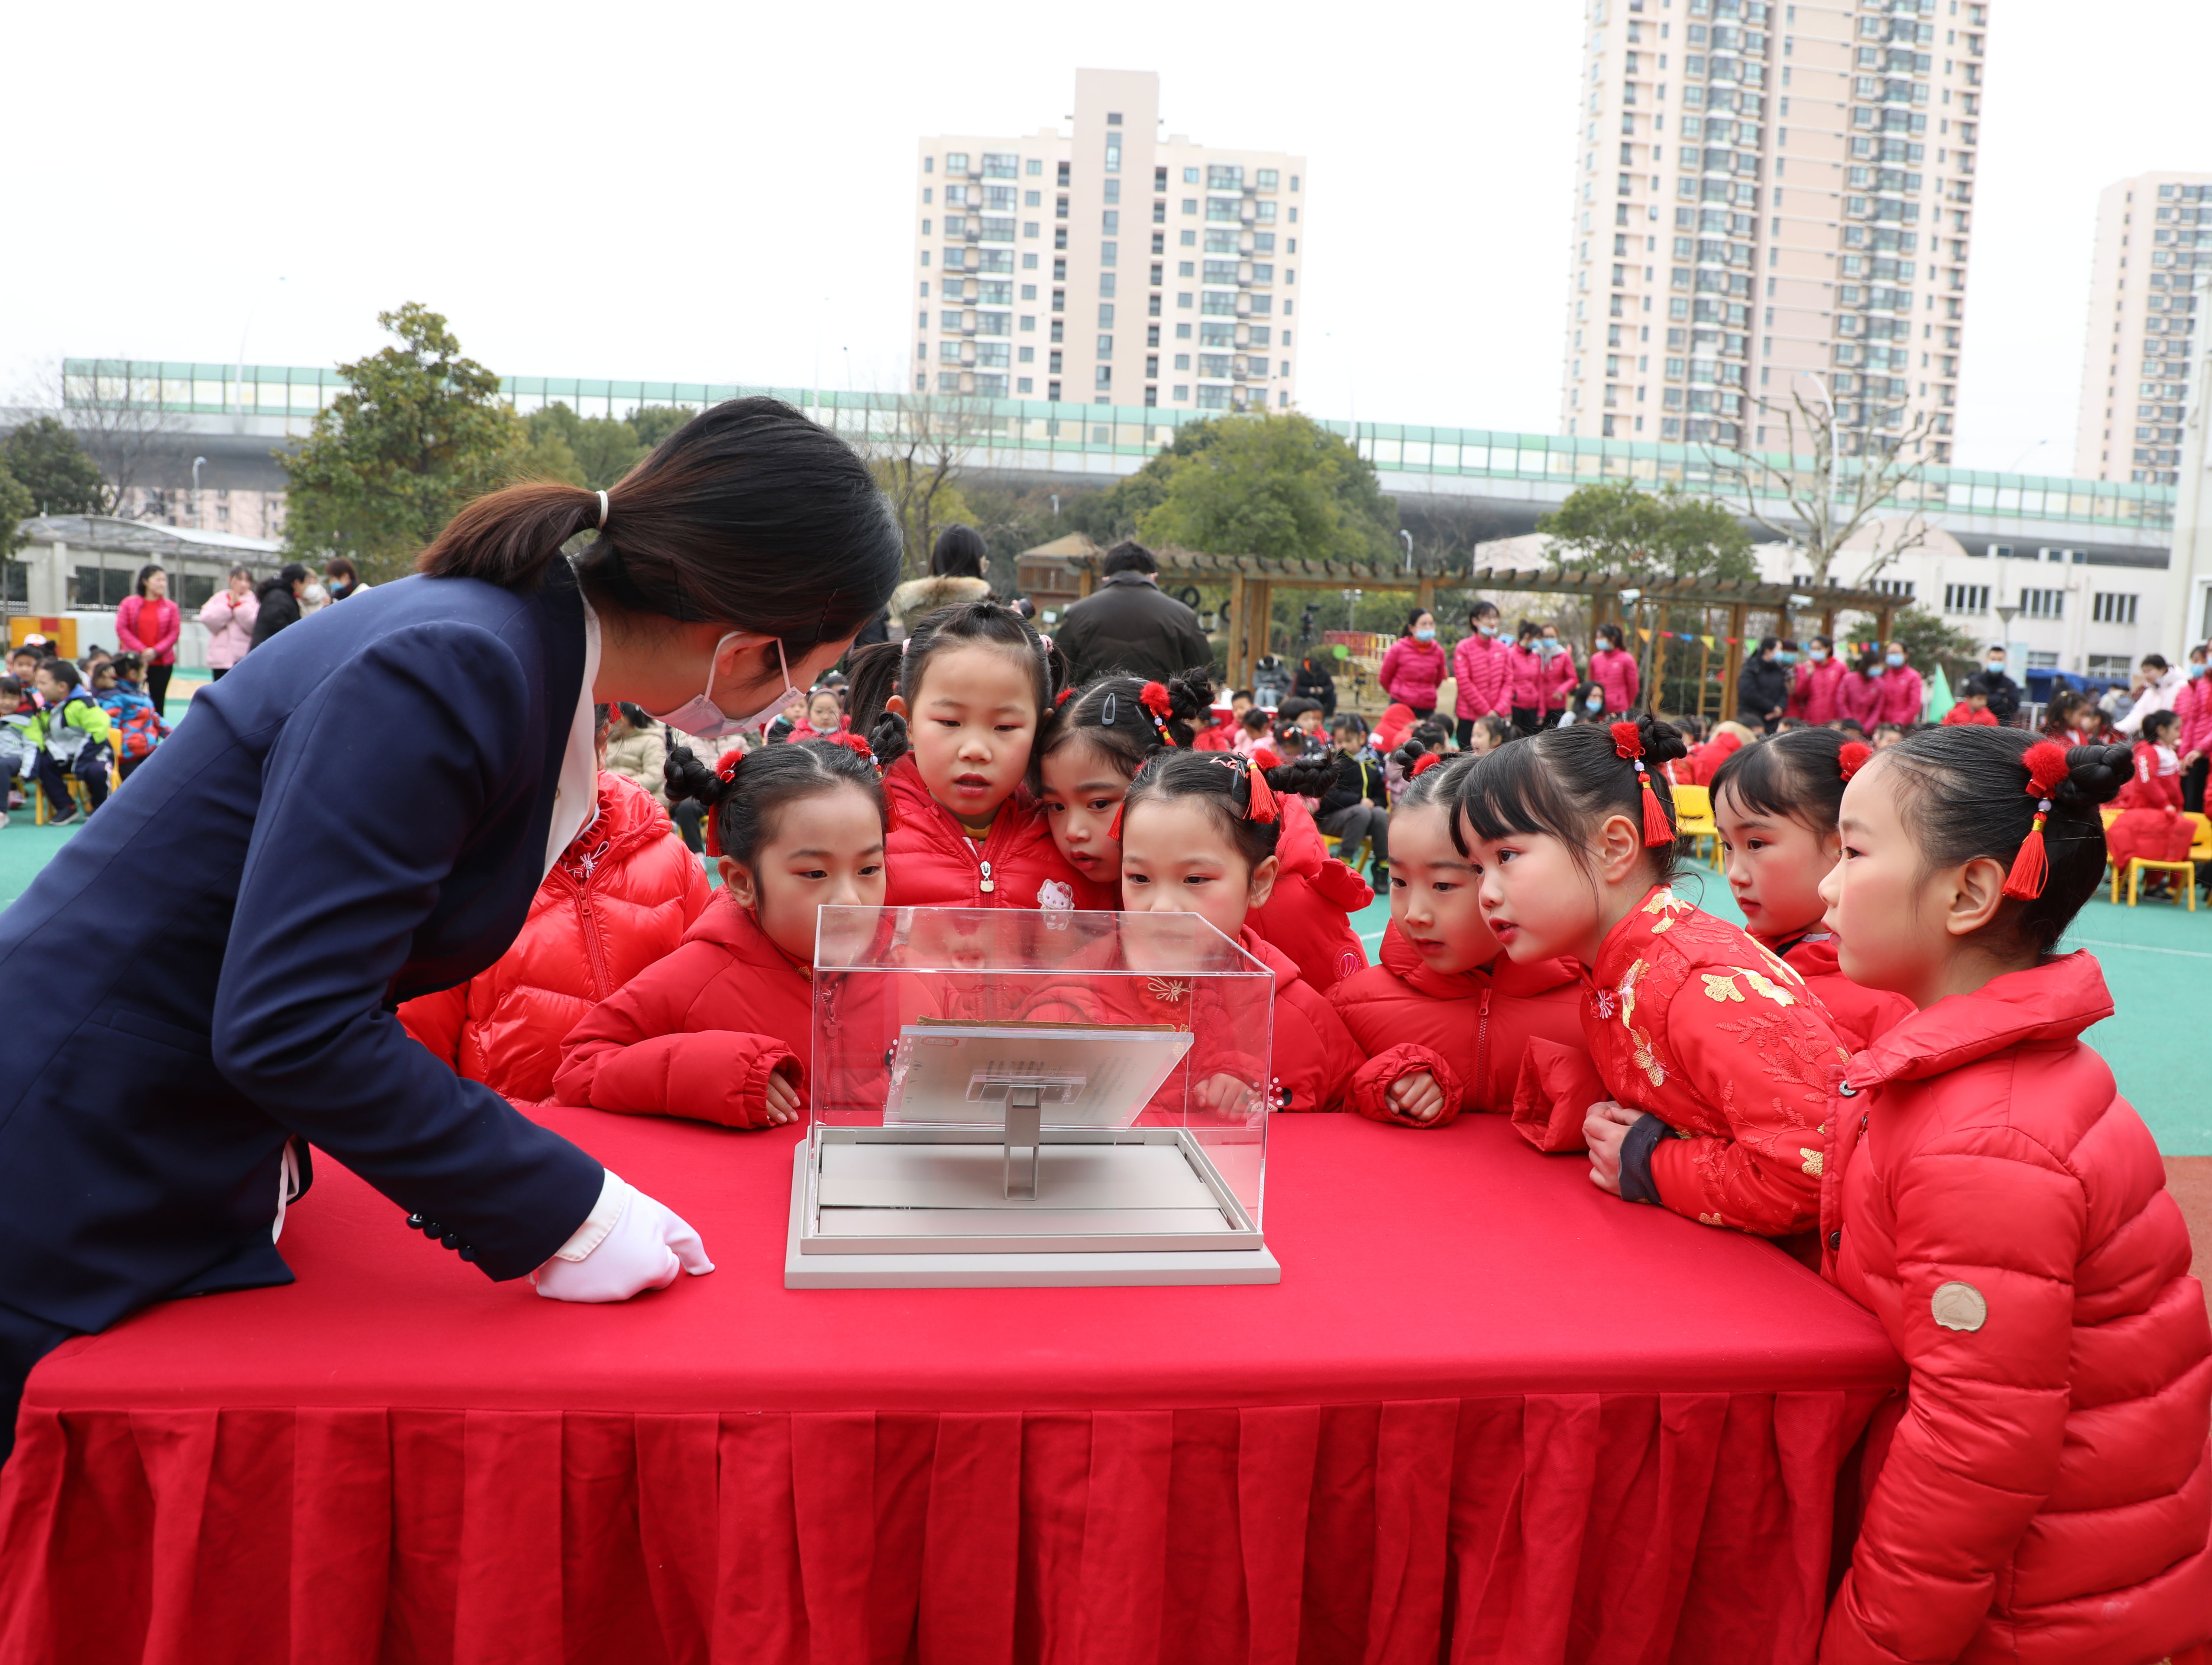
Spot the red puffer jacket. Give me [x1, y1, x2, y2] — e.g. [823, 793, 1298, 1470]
[1838, 667, 1885, 732]
[881, 754, 1084, 911]
[1587, 646, 1640, 715]
[1377, 636, 1448, 710]
[1452, 633, 1511, 720]
[1753, 929, 1915, 1052]
[1328, 923, 1583, 1127]
[1875, 664, 1925, 727]
[1233, 927, 1363, 1112]
[400, 772, 708, 1101]
[1250, 796, 1372, 992]
[552, 890, 893, 1126]
[1512, 886, 1848, 1235]
[1791, 655, 1850, 724]
[1819, 954, 2212, 1665]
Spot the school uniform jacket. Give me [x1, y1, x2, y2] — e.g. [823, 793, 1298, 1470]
[0, 565, 608, 1336]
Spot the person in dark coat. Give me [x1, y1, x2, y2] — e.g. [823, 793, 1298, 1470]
[0, 398, 902, 1464]
[1053, 540, 1215, 683]
[247, 562, 310, 651]
[1975, 646, 2022, 721]
[1292, 654, 1338, 718]
[1736, 637, 1793, 733]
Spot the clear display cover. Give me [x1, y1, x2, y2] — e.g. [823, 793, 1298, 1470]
[799, 907, 1274, 1257]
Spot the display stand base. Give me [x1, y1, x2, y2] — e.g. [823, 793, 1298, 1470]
[783, 1144, 1281, 1289]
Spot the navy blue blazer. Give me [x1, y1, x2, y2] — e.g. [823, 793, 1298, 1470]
[0, 563, 607, 1335]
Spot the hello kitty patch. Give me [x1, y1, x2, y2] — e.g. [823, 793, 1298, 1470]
[1038, 880, 1074, 911]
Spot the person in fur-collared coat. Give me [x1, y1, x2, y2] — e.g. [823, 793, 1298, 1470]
[886, 524, 995, 636]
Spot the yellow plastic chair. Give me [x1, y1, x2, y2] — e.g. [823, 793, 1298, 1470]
[2102, 809, 2124, 905]
[1671, 783, 1719, 866]
[30, 760, 119, 825]
[2122, 811, 2210, 910]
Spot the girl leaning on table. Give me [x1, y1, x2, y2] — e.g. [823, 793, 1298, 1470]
[1455, 715, 1851, 1240]
[553, 734, 892, 1128]
[1812, 727, 2211, 1665]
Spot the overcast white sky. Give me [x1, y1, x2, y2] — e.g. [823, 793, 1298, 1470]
[6, 0, 2208, 477]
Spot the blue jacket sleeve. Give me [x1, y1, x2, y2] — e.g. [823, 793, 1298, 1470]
[210, 624, 604, 1280]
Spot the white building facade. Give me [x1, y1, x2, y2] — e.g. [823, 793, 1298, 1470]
[912, 68, 1307, 414]
[2072, 171, 2212, 489]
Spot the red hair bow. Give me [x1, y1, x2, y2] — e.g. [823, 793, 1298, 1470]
[1608, 721, 1672, 847]
[1138, 681, 1178, 746]
[2002, 740, 2074, 901]
[1408, 752, 1442, 779]
[702, 749, 746, 857]
[819, 729, 875, 763]
[1837, 741, 1872, 781]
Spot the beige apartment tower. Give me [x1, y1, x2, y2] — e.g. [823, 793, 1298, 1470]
[912, 69, 1308, 412]
[1559, 0, 1986, 461]
[2072, 171, 2211, 486]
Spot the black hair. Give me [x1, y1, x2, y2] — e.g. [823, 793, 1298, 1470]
[930, 524, 987, 579]
[1595, 622, 1626, 651]
[1401, 605, 1432, 637]
[664, 735, 887, 870]
[1102, 540, 1158, 576]
[846, 600, 1066, 769]
[1239, 707, 1273, 735]
[1810, 635, 1833, 649]
[325, 556, 361, 587]
[2142, 654, 2170, 673]
[110, 652, 144, 677]
[2141, 709, 2180, 743]
[1516, 619, 1541, 641]
[416, 397, 899, 662]
[133, 563, 165, 597]
[1876, 729, 2131, 955]
[1329, 711, 1369, 737]
[36, 657, 80, 690]
[1409, 718, 1447, 751]
[1756, 636, 1779, 654]
[1455, 712, 1689, 886]
[1399, 748, 1478, 814]
[1468, 600, 1500, 623]
[1039, 669, 1213, 779]
[1854, 649, 1883, 676]
[259, 563, 308, 602]
[1231, 688, 1254, 702]
[1276, 696, 1323, 724]
[1120, 750, 1339, 873]
[1470, 714, 1514, 749]
[227, 563, 252, 582]
[1710, 725, 1853, 835]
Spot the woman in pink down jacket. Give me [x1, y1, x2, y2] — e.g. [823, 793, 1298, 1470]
[197, 565, 260, 679]
[1451, 601, 1511, 749]
[1377, 607, 1447, 717]
[1874, 641, 1925, 727]
[1587, 622, 1640, 716]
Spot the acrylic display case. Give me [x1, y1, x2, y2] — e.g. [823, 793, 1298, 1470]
[785, 906, 1280, 1288]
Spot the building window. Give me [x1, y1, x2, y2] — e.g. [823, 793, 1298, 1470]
[1173, 385, 1189, 401]
[2026, 651, 2060, 670]
[1048, 381, 1061, 400]
[1872, 579, 1916, 598]
[1942, 583, 1989, 616]
[1018, 377, 1034, 394]
[2092, 592, 2139, 625]
[945, 152, 969, 174]
[1095, 366, 1113, 389]
[2086, 654, 2133, 677]
[2021, 588, 2064, 620]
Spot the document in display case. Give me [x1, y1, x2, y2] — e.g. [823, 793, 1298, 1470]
[787, 906, 1281, 1287]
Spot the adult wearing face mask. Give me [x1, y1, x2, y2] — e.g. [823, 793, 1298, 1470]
[1874, 639, 1925, 727]
[1377, 607, 1447, 720]
[1533, 623, 1579, 725]
[1975, 644, 2021, 722]
[1788, 634, 1847, 724]
[2173, 644, 2211, 814]
[1736, 636, 1793, 734]
[0, 399, 902, 1465]
[1451, 601, 1511, 747]
[1587, 622, 1640, 717]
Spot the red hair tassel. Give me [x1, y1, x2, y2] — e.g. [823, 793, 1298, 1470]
[1245, 764, 1279, 824]
[1408, 752, 1442, 779]
[2001, 741, 2073, 901]
[1837, 741, 1872, 781]
[1610, 721, 1673, 847]
[1138, 681, 1178, 745]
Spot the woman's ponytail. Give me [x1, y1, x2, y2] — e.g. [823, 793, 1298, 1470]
[416, 481, 602, 588]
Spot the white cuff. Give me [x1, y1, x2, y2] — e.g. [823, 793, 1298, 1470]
[551, 1170, 628, 1263]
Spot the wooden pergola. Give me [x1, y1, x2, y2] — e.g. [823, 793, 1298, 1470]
[1071, 551, 1902, 721]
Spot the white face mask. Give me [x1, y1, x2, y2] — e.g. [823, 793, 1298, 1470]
[649, 634, 797, 740]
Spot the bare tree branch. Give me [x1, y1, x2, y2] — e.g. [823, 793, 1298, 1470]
[863, 393, 992, 575]
[25, 360, 195, 518]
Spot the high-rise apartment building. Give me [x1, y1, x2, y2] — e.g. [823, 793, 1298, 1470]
[2072, 171, 2212, 487]
[1560, 0, 1986, 463]
[912, 69, 1307, 412]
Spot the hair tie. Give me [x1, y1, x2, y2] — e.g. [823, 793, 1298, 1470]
[1408, 752, 1441, 779]
[2001, 740, 2074, 901]
[1038, 633, 1054, 654]
[1609, 720, 1673, 848]
[1837, 741, 1872, 781]
[699, 749, 746, 857]
[1055, 686, 1074, 707]
[1138, 681, 1178, 746]
[596, 489, 610, 531]
[820, 729, 874, 764]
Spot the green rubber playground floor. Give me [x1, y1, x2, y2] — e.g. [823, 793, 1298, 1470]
[4, 678, 2202, 1156]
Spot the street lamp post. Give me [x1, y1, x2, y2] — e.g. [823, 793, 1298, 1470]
[191, 456, 208, 530]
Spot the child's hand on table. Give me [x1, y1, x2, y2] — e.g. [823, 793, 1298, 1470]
[1582, 1100, 1642, 1196]
[763, 1065, 802, 1126]
[1386, 1070, 1445, 1124]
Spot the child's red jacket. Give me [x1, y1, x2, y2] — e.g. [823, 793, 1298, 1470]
[400, 772, 709, 1102]
[1327, 923, 1583, 1128]
[1248, 796, 1371, 993]
[1514, 886, 1847, 1235]
[1749, 928, 1915, 1053]
[1818, 954, 2212, 1665]
[880, 754, 1083, 911]
[552, 891, 885, 1128]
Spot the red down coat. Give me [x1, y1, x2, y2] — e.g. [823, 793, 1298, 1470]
[400, 772, 708, 1101]
[1753, 928, 1916, 1053]
[881, 754, 1084, 912]
[1327, 922, 1584, 1127]
[1249, 795, 1372, 992]
[1512, 886, 1849, 1236]
[553, 889, 894, 1127]
[1819, 953, 2212, 1665]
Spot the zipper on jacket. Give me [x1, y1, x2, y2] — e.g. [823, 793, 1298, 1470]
[1476, 987, 1492, 1110]
[978, 858, 996, 896]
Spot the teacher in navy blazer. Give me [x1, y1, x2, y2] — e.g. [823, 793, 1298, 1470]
[0, 398, 902, 1459]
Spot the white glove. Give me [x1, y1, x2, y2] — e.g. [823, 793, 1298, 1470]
[531, 1172, 714, 1302]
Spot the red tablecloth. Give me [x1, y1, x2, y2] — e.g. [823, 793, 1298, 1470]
[0, 1111, 1901, 1665]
